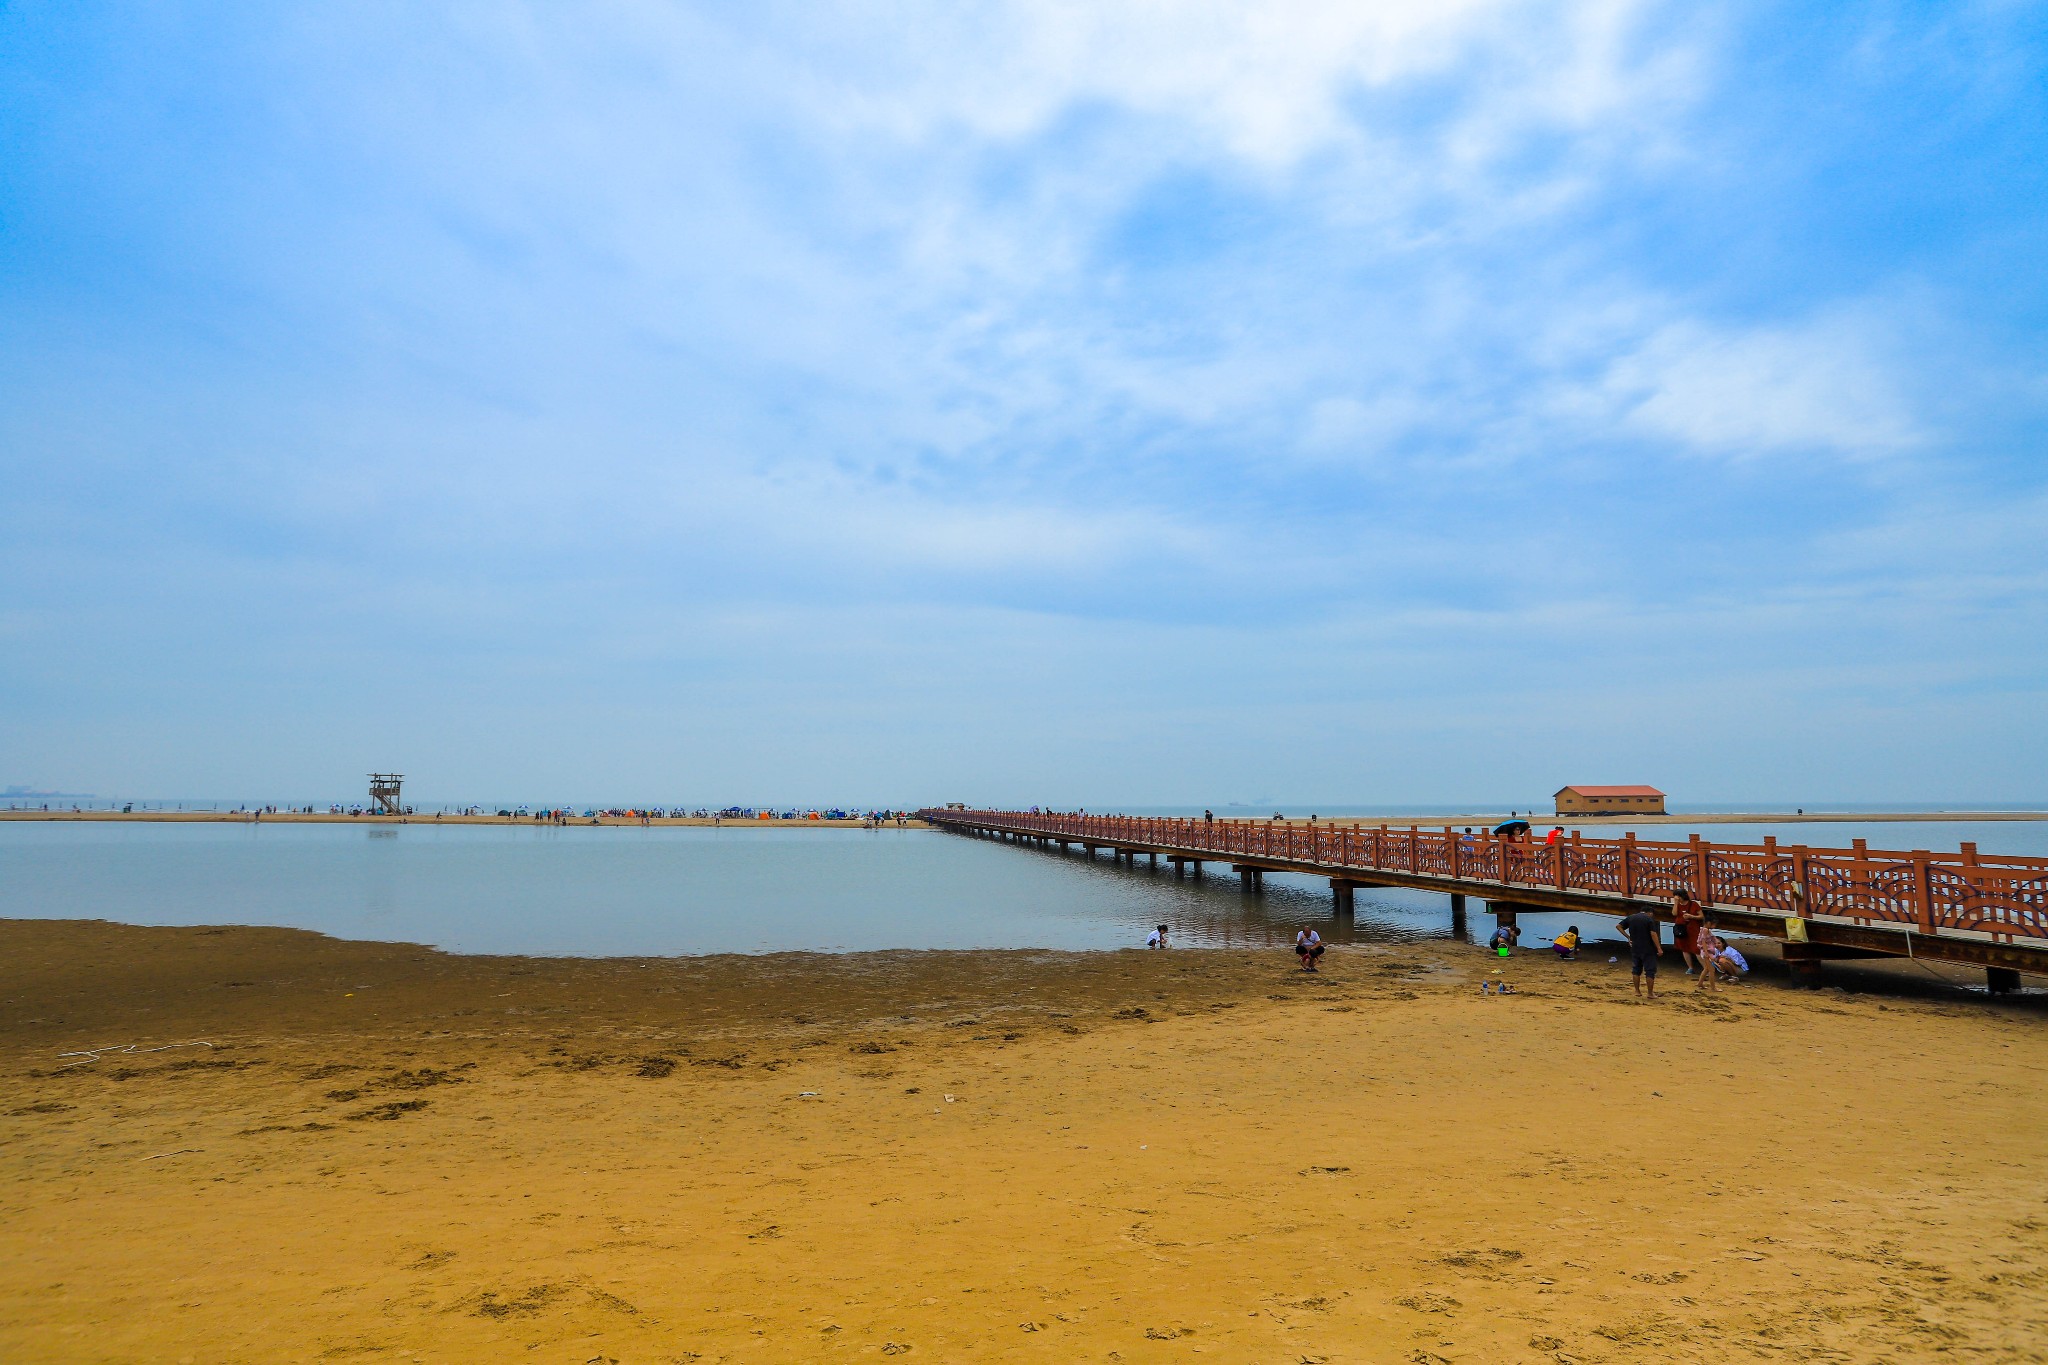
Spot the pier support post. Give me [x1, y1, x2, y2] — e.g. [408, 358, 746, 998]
[1449, 892, 1468, 939]
[1234, 865, 1264, 893]
[1168, 856, 1185, 877]
[1149, 852, 1157, 869]
[1190, 859, 1203, 877]
[1331, 879, 1355, 915]
[1988, 966, 2022, 995]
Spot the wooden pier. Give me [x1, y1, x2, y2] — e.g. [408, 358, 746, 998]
[921, 809, 2048, 992]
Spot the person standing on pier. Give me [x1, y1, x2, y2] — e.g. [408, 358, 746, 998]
[1615, 906, 1662, 1000]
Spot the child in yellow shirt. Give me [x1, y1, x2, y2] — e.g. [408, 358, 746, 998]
[1551, 926, 1580, 960]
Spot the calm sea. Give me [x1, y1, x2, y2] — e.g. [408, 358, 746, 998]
[1, 818, 2043, 957]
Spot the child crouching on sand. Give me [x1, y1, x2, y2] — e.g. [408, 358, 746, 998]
[1698, 933, 1748, 988]
[1552, 926, 1580, 959]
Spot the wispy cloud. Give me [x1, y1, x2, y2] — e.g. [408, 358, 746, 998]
[1571, 311, 1925, 459]
[1, 1, 2044, 801]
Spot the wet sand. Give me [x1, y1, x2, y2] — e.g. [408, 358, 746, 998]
[2, 921, 2044, 1362]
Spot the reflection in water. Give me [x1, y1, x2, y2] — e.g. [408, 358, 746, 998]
[363, 827, 398, 922]
[0, 820, 1483, 957]
[986, 836, 1465, 951]
[2, 816, 2039, 960]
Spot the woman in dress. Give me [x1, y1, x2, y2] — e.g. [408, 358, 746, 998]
[1671, 888, 1706, 975]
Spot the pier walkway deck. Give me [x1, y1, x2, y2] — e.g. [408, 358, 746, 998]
[920, 809, 2048, 991]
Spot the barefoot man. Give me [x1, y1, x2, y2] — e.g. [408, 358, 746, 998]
[1616, 905, 1663, 1000]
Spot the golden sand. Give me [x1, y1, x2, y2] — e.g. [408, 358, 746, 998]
[2, 921, 2043, 1362]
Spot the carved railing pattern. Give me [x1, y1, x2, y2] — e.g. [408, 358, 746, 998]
[1707, 850, 1795, 913]
[1412, 834, 1455, 879]
[1501, 840, 1552, 889]
[1623, 845, 1694, 900]
[926, 809, 2048, 946]
[1806, 857, 1918, 925]
[1564, 842, 1623, 895]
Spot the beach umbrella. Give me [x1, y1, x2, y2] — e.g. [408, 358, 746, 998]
[1492, 819, 1531, 836]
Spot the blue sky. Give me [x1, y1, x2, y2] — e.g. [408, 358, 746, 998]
[2, 1, 2045, 808]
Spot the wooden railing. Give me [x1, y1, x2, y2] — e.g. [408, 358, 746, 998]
[922, 810, 2048, 945]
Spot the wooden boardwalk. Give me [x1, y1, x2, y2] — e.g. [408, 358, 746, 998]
[920, 809, 2048, 991]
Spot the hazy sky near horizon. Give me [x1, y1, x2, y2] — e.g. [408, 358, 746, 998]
[3, 2, 2046, 809]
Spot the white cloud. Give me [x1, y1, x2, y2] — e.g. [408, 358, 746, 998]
[755, 475, 1209, 574]
[759, 0, 1691, 170]
[1300, 393, 1431, 456]
[1577, 314, 1925, 459]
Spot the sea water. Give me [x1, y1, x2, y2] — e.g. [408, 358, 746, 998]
[0, 818, 2041, 958]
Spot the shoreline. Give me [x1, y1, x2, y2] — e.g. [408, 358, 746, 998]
[0, 912, 2032, 995]
[5, 807, 2048, 831]
[2, 918, 2042, 1360]
[0, 810, 927, 828]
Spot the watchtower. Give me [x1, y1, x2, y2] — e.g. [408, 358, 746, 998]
[368, 773, 404, 815]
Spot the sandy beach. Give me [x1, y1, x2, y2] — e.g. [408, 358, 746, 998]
[3, 921, 2043, 1363]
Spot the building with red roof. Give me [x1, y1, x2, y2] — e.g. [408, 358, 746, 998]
[1554, 784, 1666, 816]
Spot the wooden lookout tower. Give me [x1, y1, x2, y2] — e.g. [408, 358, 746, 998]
[368, 773, 404, 816]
